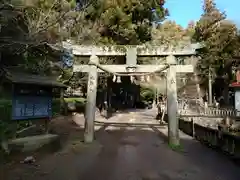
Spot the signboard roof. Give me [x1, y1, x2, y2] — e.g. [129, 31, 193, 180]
[3, 68, 66, 88]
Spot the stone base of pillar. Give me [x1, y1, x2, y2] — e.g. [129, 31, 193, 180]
[168, 136, 180, 147]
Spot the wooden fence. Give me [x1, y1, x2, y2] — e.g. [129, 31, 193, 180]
[179, 118, 240, 162]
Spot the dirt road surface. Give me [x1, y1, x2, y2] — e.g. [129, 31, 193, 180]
[2, 109, 240, 180]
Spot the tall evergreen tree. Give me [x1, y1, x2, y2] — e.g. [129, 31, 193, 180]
[194, 0, 238, 75]
[193, 0, 240, 102]
[151, 20, 189, 47]
[85, 0, 168, 45]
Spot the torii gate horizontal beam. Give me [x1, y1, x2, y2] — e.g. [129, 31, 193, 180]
[62, 41, 201, 56]
[73, 64, 194, 73]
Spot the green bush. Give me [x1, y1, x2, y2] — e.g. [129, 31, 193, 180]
[64, 97, 86, 103]
[64, 97, 86, 113]
[0, 99, 13, 141]
[140, 88, 154, 102]
[52, 98, 61, 116]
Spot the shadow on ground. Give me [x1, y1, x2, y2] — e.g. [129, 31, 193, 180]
[150, 125, 240, 179]
[1, 113, 240, 180]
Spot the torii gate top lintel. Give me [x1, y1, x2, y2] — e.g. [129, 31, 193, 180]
[62, 41, 202, 57]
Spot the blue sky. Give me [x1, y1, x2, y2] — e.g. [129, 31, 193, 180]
[165, 0, 240, 28]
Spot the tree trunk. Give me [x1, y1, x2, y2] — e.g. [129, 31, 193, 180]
[223, 73, 231, 106]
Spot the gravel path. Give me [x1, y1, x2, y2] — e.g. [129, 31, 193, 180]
[2, 109, 240, 180]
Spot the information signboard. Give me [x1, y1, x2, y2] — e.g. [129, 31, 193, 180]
[12, 96, 52, 120]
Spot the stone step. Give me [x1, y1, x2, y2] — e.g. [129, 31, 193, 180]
[7, 134, 60, 153]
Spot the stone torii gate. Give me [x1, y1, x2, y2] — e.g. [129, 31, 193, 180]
[63, 42, 199, 146]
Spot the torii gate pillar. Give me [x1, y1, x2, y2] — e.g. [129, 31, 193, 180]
[84, 55, 99, 143]
[166, 55, 179, 146]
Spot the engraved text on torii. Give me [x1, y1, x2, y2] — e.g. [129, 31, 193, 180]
[89, 74, 97, 92]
